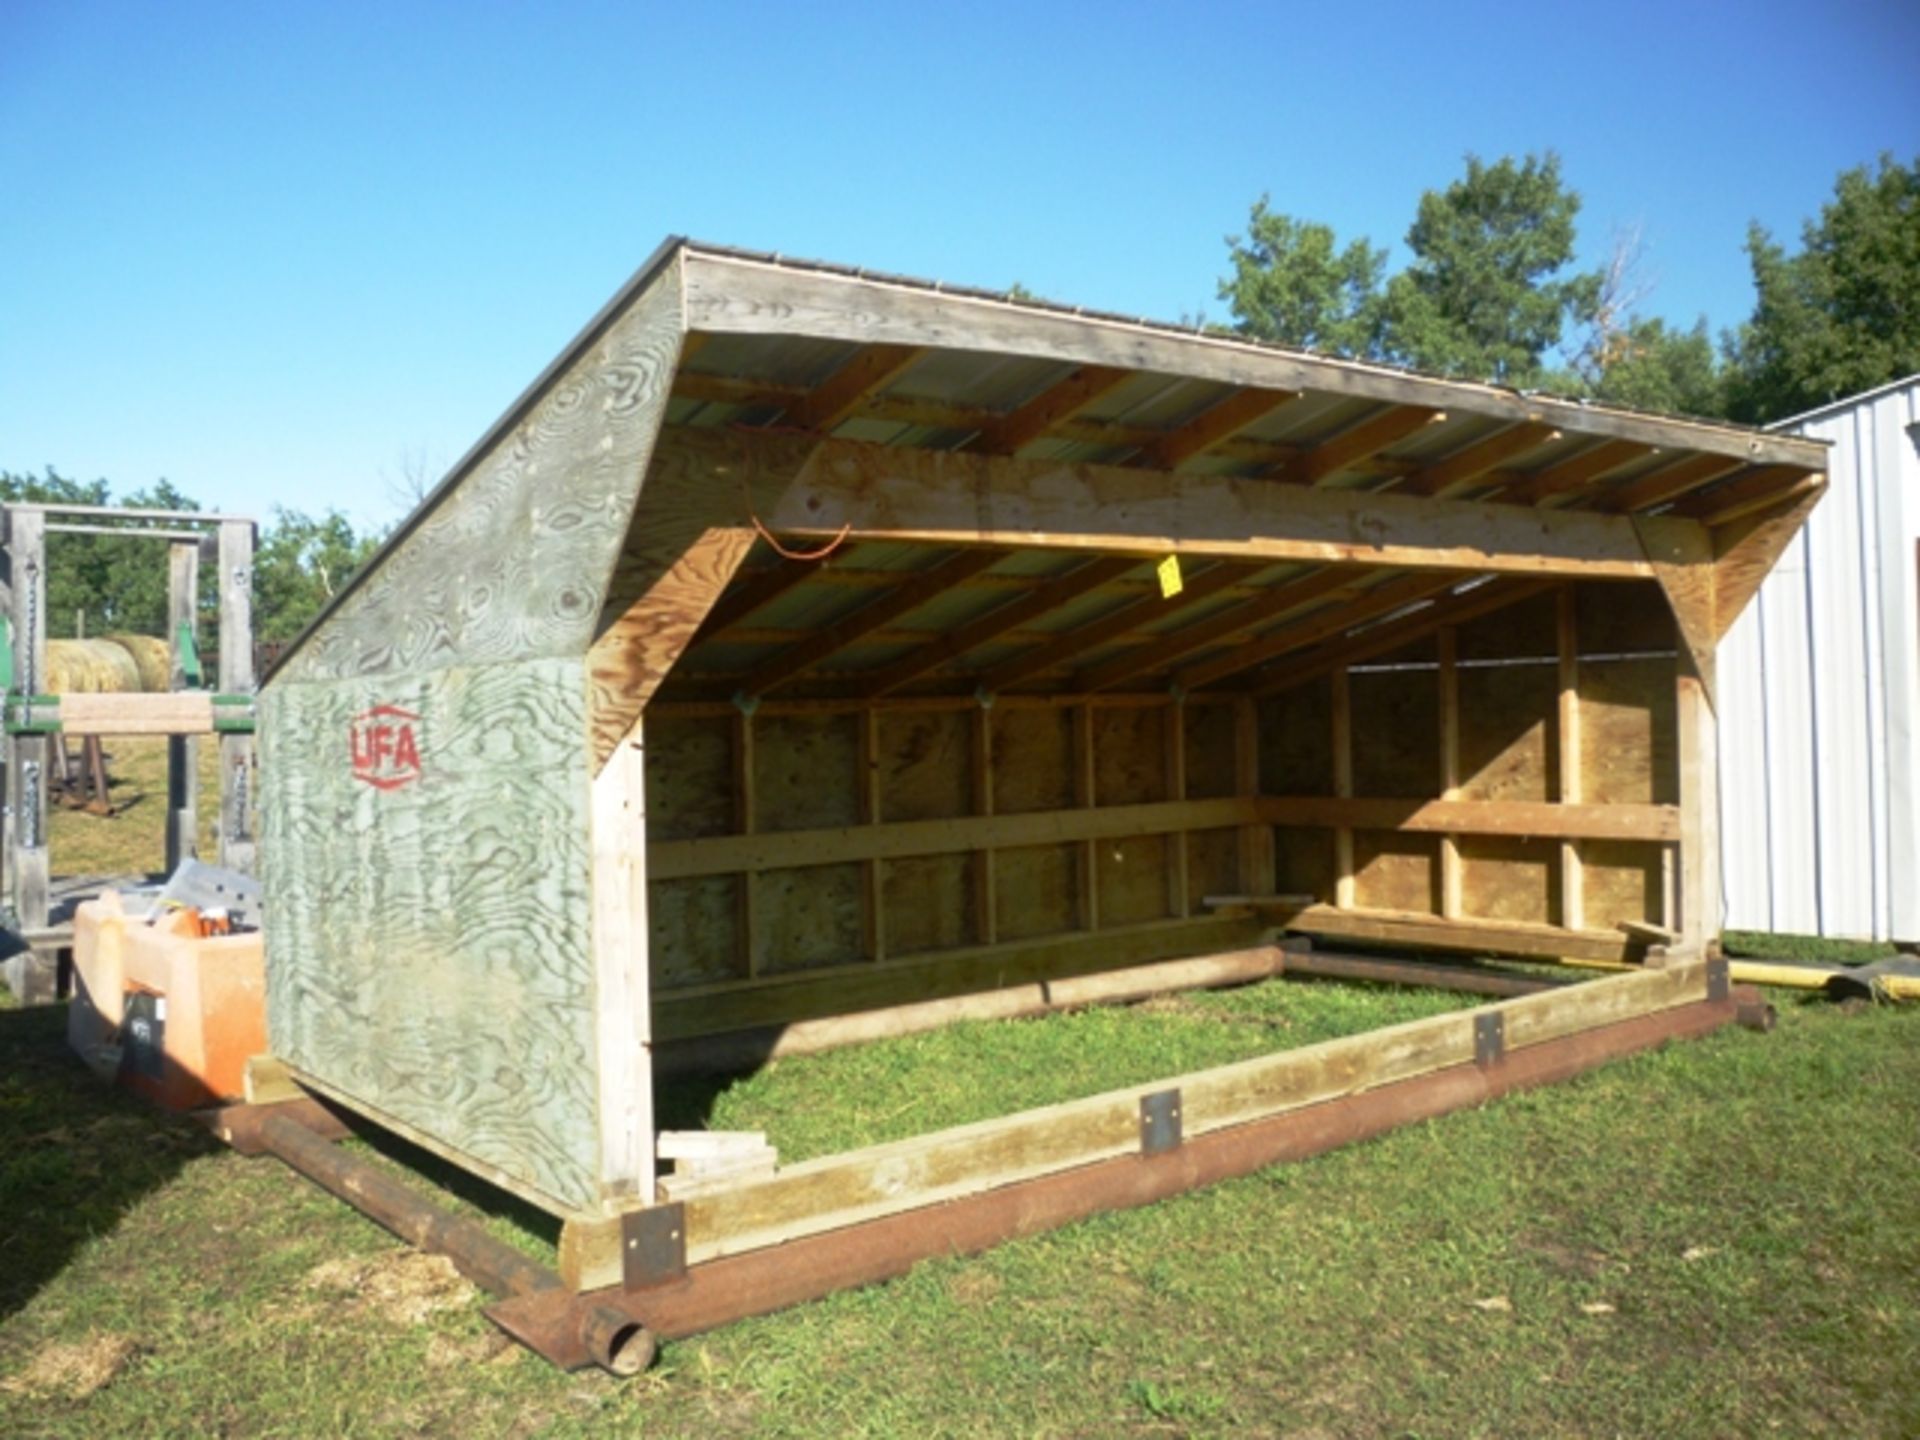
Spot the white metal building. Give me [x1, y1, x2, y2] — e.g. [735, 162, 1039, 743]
[1719, 375, 1920, 943]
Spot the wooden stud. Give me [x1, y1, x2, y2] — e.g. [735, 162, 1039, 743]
[858, 555, 1138, 698]
[735, 710, 760, 978]
[590, 729, 653, 1204]
[1278, 405, 1446, 486]
[1437, 626, 1462, 921]
[778, 343, 926, 433]
[1234, 698, 1274, 894]
[1075, 703, 1098, 931]
[1331, 667, 1354, 910]
[965, 365, 1134, 455]
[860, 708, 885, 963]
[972, 705, 996, 946]
[1557, 587, 1584, 932]
[1167, 700, 1189, 916]
[1675, 652, 1720, 950]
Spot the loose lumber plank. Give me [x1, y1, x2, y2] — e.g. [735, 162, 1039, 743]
[655, 427, 1685, 581]
[55, 691, 217, 736]
[664, 961, 1701, 1265]
[650, 795, 1263, 880]
[1556, 589, 1585, 931]
[1279, 405, 1445, 485]
[1264, 902, 1637, 963]
[1437, 627, 1463, 919]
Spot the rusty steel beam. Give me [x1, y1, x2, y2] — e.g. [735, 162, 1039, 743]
[487, 992, 1740, 1369]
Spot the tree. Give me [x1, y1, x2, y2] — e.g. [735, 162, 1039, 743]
[1377, 153, 1600, 386]
[1586, 316, 1724, 418]
[1217, 199, 1387, 357]
[253, 507, 383, 644]
[1723, 154, 1920, 422]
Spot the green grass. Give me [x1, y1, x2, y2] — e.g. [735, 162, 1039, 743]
[44, 737, 223, 880]
[2, 966, 1917, 1438]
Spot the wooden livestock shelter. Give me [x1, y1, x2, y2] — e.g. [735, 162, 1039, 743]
[256, 240, 1826, 1330]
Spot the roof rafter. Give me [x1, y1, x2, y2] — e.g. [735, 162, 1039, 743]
[1136, 386, 1300, 470]
[964, 365, 1133, 455]
[1397, 421, 1562, 499]
[1599, 453, 1747, 514]
[980, 562, 1254, 693]
[1278, 405, 1447, 486]
[736, 547, 1006, 699]
[1174, 571, 1459, 691]
[1254, 576, 1558, 695]
[778, 343, 927, 432]
[1672, 466, 1824, 528]
[855, 555, 1139, 698]
[1496, 439, 1655, 506]
[1071, 565, 1360, 692]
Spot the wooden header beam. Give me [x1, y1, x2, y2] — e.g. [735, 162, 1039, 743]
[655, 427, 1683, 582]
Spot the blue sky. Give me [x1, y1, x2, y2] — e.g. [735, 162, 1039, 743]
[2, 0, 1913, 530]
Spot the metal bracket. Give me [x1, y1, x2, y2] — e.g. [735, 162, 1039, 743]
[1473, 1011, 1505, 1069]
[620, 1203, 687, 1291]
[1140, 1088, 1183, 1156]
[1706, 955, 1730, 1002]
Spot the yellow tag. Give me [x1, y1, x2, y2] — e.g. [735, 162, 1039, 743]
[1157, 554, 1184, 598]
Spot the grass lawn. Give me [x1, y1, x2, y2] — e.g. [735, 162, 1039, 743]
[2, 792, 1917, 1435]
[45, 736, 224, 881]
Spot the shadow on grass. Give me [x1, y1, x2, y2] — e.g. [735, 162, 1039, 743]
[0, 1004, 219, 1322]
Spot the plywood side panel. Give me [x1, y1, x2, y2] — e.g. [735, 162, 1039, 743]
[1579, 659, 1679, 805]
[646, 713, 737, 840]
[1353, 831, 1439, 914]
[883, 854, 977, 955]
[1580, 840, 1663, 930]
[878, 710, 972, 822]
[260, 657, 600, 1212]
[1096, 834, 1173, 926]
[1186, 827, 1242, 911]
[995, 842, 1081, 940]
[755, 864, 864, 974]
[1458, 836, 1557, 925]
[991, 707, 1075, 814]
[1183, 701, 1240, 800]
[1457, 663, 1556, 802]
[1258, 678, 1333, 796]
[1274, 826, 1336, 902]
[279, 262, 686, 683]
[652, 876, 744, 988]
[754, 713, 861, 832]
[1093, 705, 1168, 806]
[1350, 648, 1440, 797]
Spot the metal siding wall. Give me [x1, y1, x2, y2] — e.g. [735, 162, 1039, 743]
[1718, 378, 1920, 941]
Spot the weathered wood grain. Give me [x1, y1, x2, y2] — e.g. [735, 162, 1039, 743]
[278, 260, 689, 682]
[260, 657, 601, 1212]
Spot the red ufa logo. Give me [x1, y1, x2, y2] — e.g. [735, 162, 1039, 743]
[350, 705, 423, 791]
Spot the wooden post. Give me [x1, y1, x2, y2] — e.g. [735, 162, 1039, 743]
[1167, 701, 1189, 917]
[735, 710, 759, 977]
[1676, 652, 1720, 951]
[1331, 667, 1354, 910]
[217, 519, 257, 874]
[1075, 703, 1098, 931]
[590, 726, 653, 1206]
[1436, 627, 1463, 920]
[1234, 698, 1273, 893]
[972, 705, 996, 945]
[7, 507, 50, 929]
[859, 708, 885, 962]
[166, 538, 200, 874]
[1557, 588, 1583, 931]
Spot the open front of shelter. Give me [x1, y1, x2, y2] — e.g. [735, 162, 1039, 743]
[252, 239, 1827, 1356]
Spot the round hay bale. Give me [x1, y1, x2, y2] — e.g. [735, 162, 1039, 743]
[103, 633, 172, 692]
[46, 639, 143, 695]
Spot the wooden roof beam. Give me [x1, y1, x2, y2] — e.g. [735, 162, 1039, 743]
[736, 548, 1006, 699]
[1398, 422, 1562, 499]
[1276, 405, 1446, 486]
[1174, 572, 1459, 691]
[1254, 576, 1558, 695]
[1600, 453, 1747, 514]
[1071, 565, 1360, 692]
[965, 365, 1134, 456]
[1670, 466, 1825, 528]
[778, 343, 927, 433]
[855, 555, 1139, 698]
[980, 562, 1254, 693]
[1494, 439, 1655, 507]
[1137, 386, 1300, 470]
[695, 555, 829, 638]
